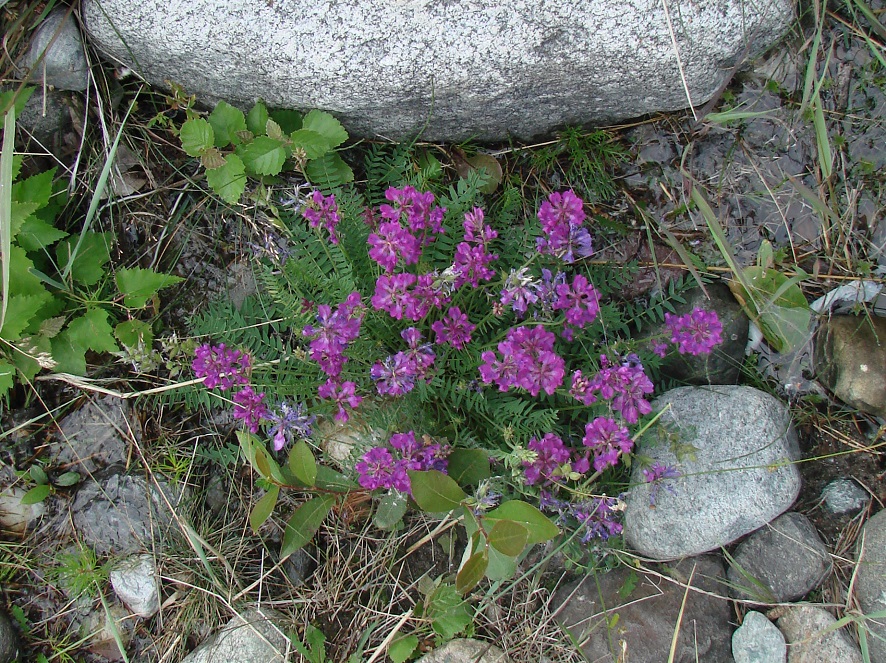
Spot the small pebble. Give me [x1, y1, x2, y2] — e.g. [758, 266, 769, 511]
[821, 479, 869, 515]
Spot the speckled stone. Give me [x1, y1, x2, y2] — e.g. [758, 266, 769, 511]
[82, 0, 794, 141]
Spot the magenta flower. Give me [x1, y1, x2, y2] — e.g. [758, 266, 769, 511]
[302, 191, 340, 244]
[453, 242, 497, 289]
[318, 379, 362, 422]
[371, 273, 417, 320]
[583, 417, 634, 472]
[500, 268, 540, 316]
[233, 387, 269, 433]
[303, 293, 364, 379]
[371, 353, 417, 396]
[536, 190, 593, 262]
[523, 433, 571, 485]
[355, 447, 395, 490]
[356, 431, 449, 494]
[643, 462, 680, 506]
[368, 221, 421, 272]
[193, 343, 251, 390]
[664, 308, 723, 355]
[554, 274, 600, 328]
[431, 307, 476, 349]
[266, 401, 315, 451]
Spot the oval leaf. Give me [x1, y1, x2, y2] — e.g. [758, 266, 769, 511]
[407, 470, 467, 513]
[488, 519, 530, 557]
[239, 136, 287, 176]
[29, 465, 48, 485]
[281, 495, 336, 559]
[485, 544, 518, 582]
[373, 490, 408, 530]
[388, 635, 419, 663]
[208, 101, 246, 147]
[290, 129, 332, 160]
[180, 118, 214, 157]
[246, 101, 270, 136]
[21, 484, 50, 505]
[446, 449, 490, 487]
[54, 471, 81, 487]
[206, 153, 246, 204]
[249, 485, 279, 533]
[456, 549, 488, 595]
[288, 440, 317, 487]
[485, 500, 559, 544]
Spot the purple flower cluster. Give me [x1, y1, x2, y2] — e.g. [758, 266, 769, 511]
[193, 343, 251, 390]
[539, 492, 623, 543]
[642, 462, 680, 506]
[553, 274, 600, 330]
[371, 328, 436, 397]
[664, 308, 723, 356]
[355, 431, 449, 494]
[232, 386, 270, 434]
[523, 433, 570, 485]
[431, 307, 475, 349]
[266, 401, 315, 451]
[318, 379, 362, 422]
[303, 292, 365, 379]
[582, 417, 634, 472]
[453, 207, 498, 289]
[536, 190, 593, 263]
[569, 355, 654, 424]
[302, 191, 340, 245]
[499, 268, 540, 316]
[368, 186, 445, 272]
[479, 326, 565, 396]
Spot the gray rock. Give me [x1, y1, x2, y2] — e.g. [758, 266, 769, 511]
[51, 396, 132, 474]
[624, 386, 801, 560]
[20, 7, 89, 91]
[0, 486, 45, 533]
[776, 606, 862, 663]
[181, 607, 289, 663]
[15, 87, 72, 151]
[733, 611, 786, 663]
[0, 611, 19, 663]
[82, 0, 793, 141]
[282, 548, 315, 587]
[79, 601, 135, 661]
[418, 639, 509, 663]
[109, 554, 161, 618]
[655, 283, 749, 385]
[727, 512, 831, 603]
[554, 555, 733, 663]
[821, 479, 870, 515]
[855, 509, 886, 663]
[814, 315, 886, 418]
[72, 472, 179, 555]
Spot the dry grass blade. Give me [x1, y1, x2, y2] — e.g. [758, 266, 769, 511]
[667, 563, 696, 663]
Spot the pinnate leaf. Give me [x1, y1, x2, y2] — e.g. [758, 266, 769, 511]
[250, 485, 279, 533]
[180, 118, 214, 157]
[485, 500, 559, 544]
[115, 267, 184, 309]
[206, 154, 246, 204]
[208, 101, 246, 147]
[407, 470, 466, 513]
[281, 494, 336, 559]
[305, 152, 354, 188]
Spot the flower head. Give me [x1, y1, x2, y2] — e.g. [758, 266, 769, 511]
[193, 343, 251, 390]
[431, 307, 476, 349]
[233, 387, 269, 433]
[664, 308, 723, 355]
[523, 433, 570, 485]
[583, 417, 634, 472]
[266, 401, 315, 451]
[318, 379, 362, 422]
[302, 191, 341, 244]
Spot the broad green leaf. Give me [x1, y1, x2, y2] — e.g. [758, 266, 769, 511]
[373, 490, 408, 530]
[466, 153, 502, 194]
[484, 544, 517, 582]
[265, 119, 284, 141]
[16, 214, 68, 251]
[456, 549, 488, 595]
[301, 110, 348, 149]
[269, 109, 302, 134]
[315, 465, 359, 492]
[54, 471, 81, 487]
[289, 129, 332, 160]
[305, 152, 354, 188]
[115, 267, 184, 309]
[208, 101, 246, 147]
[446, 449, 490, 486]
[485, 500, 559, 544]
[13, 334, 52, 379]
[728, 266, 811, 352]
[249, 485, 279, 533]
[0, 87, 35, 117]
[180, 118, 214, 157]
[0, 294, 45, 340]
[65, 308, 119, 355]
[281, 494, 336, 559]
[288, 439, 317, 487]
[201, 148, 226, 170]
[10, 201, 39, 238]
[55, 231, 113, 286]
[21, 484, 50, 504]
[206, 154, 246, 204]
[407, 470, 467, 513]
[51, 331, 87, 375]
[246, 101, 269, 135]
[8, 245, 47, 296]
[387, 635, 418, 663]
[0, 360, 15, 397]
[426, 583, 472, 640]
[12, 167, 56, 209]
[29, 465, 48, 484]
[115, 319, 154, 349]
[239, 136, 287, 176]
[488, 519, 529, 556]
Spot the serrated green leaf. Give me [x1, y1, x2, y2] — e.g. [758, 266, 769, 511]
[51, 331, 86, 375]
[15, 214, 68, 251]
[305, 152, 354, 188]
[265, 119, 284, 141]
[250, 485, 279, 533]
[0, 294, 45, 340]
[54, 471, 81, 487]
[388, 635, 418, 663]
[55, 232, 112, 286]
[13, 334, 52, 379]
[10, 201, 39, 238]
[39, 316, 65, 338]
[269, 109, 302, 134]
[239, 136, 287, 176]
[115, 267, 185, 309]
[373, 490, 408, 530]
[446, 449, 490, 486]
[8, 246, 46, 297]
[0, 87, 35, 117]
[281, 494, 336, 559]
[289, 129, 332, 160]
[208, 101, 246, 147]
[21, 484, 50, 504]
[200, 148, 226, 170]
[115, 319, 153, 349]
[302, 110, 348, 149]
[288, 439, 317, 487]
[408, 470, 467, 513]
[12, 167, 56, 209]
[485, 500, 559, 544]
[456, 549, 488, 595]
[488, 519, 529, 556]
[427, 583, 472, 639]
[180, 118, 214, 157]
[246, 101, 269, 135]
[65, 308, 118, 354]
[206, 154, 246, 204]
[0, 360, 15, 397]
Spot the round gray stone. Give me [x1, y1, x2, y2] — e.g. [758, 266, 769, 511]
[181, 607, 289, 663]
[727, 512, 831, 603]
[624, 386, 801, 560]
[855, 509, 886, 663]
[732, 611, 786, 663]
[82, 0, 794, 141]
[821, 479, 870, 515]
[418, 639, 509, 663]
[0, 611, 19, 663]
[20, 7, 89, 91]
[776, 606, 862, 663]
[109, 554, 161, 618]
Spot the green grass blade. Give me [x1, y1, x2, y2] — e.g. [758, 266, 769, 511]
[0, 108, 14, 333]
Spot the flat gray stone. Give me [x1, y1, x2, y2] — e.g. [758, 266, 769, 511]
[181, 607, 289, 663]
[821, 479, 870, 515]
[777, 606, 862, 663]
[109, 554, 161, 618]
[624, 386, 801, 560]
[855, 509, 886, 663]
[727, 512, 831, 603]
[418, 639, 509, 663]
[20, 7, 89, 91]
[51, 396, 132, 474]
[82, 0, 794, 141]
[733, 611, 786, 663]
[554, 555, 733, 663]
